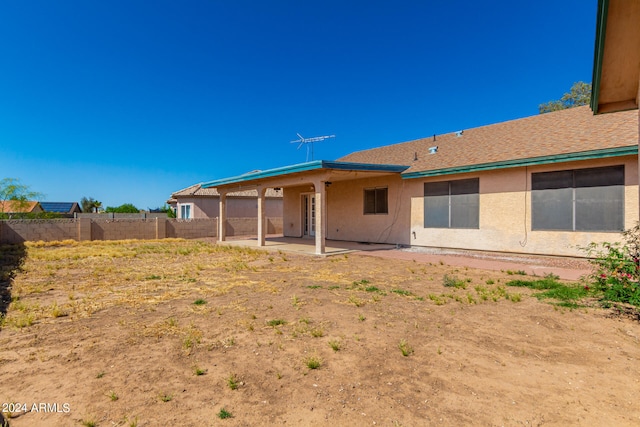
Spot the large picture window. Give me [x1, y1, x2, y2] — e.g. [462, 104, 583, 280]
[531, 165, 624, 231]
[364, 187, 388, 214]
[424, 178, 479, 228]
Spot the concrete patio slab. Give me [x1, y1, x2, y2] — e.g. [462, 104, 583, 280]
[218, 236, 592, 281]
[219, 236, 397, 255]
[358, 247, 592, 281]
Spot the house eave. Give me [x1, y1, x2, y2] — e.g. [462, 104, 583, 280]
[591, 0, 609, 114]
[591, 0, 640, 114]
[401, 146, 638, 179]
[202, 161, 409, 188]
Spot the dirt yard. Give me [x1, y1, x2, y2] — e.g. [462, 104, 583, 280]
[0, 239, 639, 426]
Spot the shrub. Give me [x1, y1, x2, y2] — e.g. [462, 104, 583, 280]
[584, 224, 640, 306]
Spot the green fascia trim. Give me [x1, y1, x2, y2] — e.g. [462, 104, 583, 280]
[401, 146, 638, 179]
[202, 160, 409, 188]
[591, 0, 609, 114]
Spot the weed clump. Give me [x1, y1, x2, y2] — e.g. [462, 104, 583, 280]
[218, 408, 233, 419]
[304, 355, 321, 369]
[266, 319, 286, 327]
[442, 274, 465, 289]
[328, 339, 341, 351]
[398, 339, 414, 356]
[227, 373, 239, 390]
[507, 274, 587, 307]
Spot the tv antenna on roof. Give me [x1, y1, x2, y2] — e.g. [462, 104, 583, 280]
[290, 133, 335, 162]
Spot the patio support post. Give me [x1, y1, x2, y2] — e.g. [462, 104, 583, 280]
[314, 180, 326, 255]
[257, 186, 266, 247]
[218, 191, 227, 242]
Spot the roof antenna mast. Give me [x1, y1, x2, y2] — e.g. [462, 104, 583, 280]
[290, 133, 335, 162]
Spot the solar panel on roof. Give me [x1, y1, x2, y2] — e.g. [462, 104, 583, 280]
[40, 202, 75, 213]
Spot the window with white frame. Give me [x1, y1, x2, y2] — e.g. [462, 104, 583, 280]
[180, 203, 193, 219]
[531, 165, 624, 231]
[424, 178, 479, 228]
[364, 187, 388, 214]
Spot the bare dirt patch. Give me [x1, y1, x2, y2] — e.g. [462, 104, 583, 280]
[1, 239, 639, 426]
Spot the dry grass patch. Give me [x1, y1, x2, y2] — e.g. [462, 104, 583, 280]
[2, 239, 637, 426]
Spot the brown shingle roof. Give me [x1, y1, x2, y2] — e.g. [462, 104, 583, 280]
[171, 184, 282, 198]
[339, 106, 638, 174]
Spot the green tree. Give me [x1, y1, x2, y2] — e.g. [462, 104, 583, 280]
[0, 178, 43, 219]
[539, 81, 592, 114]
[152, 204, 176, 218]
[105, 203, 140, 213]
[80, 197, 102, 213]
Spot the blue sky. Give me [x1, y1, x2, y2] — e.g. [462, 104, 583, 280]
[1, 0, 596, 210]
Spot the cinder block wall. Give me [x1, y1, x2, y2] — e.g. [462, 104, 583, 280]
[0, 217, 283, 244]
[91, 219, 157, 241]
[267, 218, 283, 234]
[0, 219, 78, 244]
[225, 218, 283, 235]
[166, 219, 217, 239]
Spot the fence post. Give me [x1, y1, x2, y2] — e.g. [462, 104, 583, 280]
[156, 217, 167, 239]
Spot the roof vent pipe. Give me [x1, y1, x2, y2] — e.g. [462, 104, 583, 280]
[433, 134, 436, 141]
[414, 152, 418, 161]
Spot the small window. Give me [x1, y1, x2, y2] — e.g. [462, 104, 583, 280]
[364, 187, 388, 214]
[180, 204, 192, 219]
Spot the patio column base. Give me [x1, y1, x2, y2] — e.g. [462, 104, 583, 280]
[218, 192, 227, 242]
[314, 180, 326, 255]
[257, 186, 267, 247]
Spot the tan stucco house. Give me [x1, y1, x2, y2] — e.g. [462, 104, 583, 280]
[202, 1, 640, 256]
[203, 106, 639, 256]
[169, 184, 282, 220]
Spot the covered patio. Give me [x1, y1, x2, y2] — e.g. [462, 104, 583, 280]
[202, 160, 408, 255]
[221, 236, 397, 256]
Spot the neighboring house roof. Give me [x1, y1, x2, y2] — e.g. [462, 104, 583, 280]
[0, 200, 42, 213]
[339, 106, 638, 178]
[40, 202, 82, 214]
[171, 184, 283, 199]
